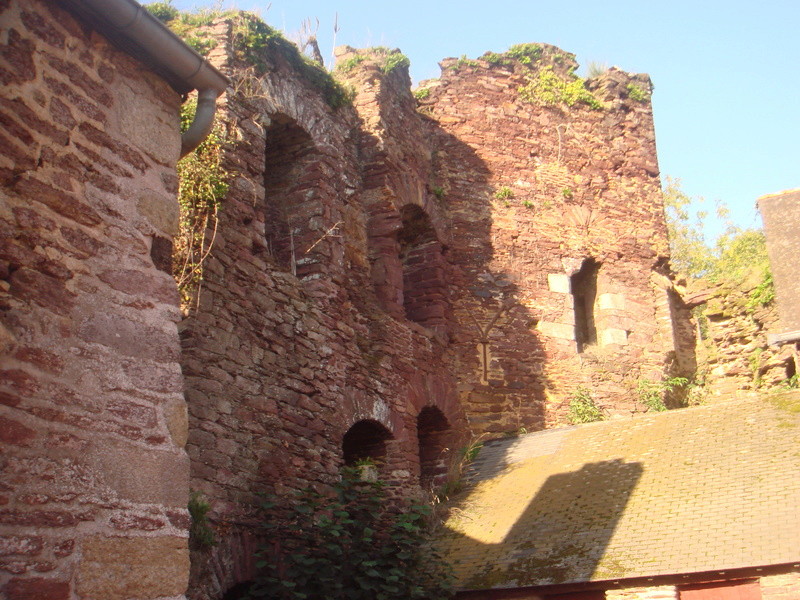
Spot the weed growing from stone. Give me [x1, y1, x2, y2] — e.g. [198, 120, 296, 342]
[568, 388, 604, 424]
[505, 43, 543, 65]
[519, 67, 603, 110]
[336, 55, 365, 73]
[381, 51, 411, 74]
[414, 87, 431, 100]
[626, 83, 649, 102]
[188, 491, 216, 549]
[494, 186, 514, 200]
[636, 377, 689, 412]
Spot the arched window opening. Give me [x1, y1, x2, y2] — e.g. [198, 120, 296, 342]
[263, 115, 321, 277]
[398, 205, 448, 332]
[342, 420, 393, 466]
[571, 258, 600, 353]
[417, 406, 451, 491]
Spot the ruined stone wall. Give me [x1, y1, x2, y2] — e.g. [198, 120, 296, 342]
[413, 49, 679, 432]
[686, 279, 794, 402]
[758, 189, 800, 334]
[180, 23, 466, 599]
[0, 1, 190, 598]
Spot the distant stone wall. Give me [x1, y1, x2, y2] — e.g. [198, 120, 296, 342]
[0, 1, 189, 599]
[758, 189, 800, 334]
[409, 50, 680, 431]
[687, 278, 793, 402]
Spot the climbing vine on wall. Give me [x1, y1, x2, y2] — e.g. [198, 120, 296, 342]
[247, 467, 454, 599]
[174, 98, 230, 313]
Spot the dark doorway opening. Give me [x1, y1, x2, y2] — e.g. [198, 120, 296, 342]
[417, 406, 451, 492]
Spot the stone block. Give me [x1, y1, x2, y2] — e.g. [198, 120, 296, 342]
[599, 328, 629, 347]
[537, 321, 575, 341]
[547, 273, 570, 294]
[87, 442, 189, 507]
[77, 535, 189, 600]
[598, 292, 626, 311]
[137, 189, 180, 237]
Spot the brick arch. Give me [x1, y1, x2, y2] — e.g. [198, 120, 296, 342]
[262, 113, 327, 278]
[398, 204, 450, 335]
[367, 199, 450, 334]
[405, 373, 467, 493]
[189, 528, 257, 600]
[342, 418, 394, 465]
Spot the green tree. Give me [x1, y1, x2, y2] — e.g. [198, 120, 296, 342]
[662, 177, 774, 307]
[662, 176, 715, 278]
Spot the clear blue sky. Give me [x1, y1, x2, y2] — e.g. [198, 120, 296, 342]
[173, 0, 799, 242]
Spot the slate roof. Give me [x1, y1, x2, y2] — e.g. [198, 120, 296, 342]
[437, 391, 800, 591]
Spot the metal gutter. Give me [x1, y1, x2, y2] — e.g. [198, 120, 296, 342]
[58, 0, 230, 157]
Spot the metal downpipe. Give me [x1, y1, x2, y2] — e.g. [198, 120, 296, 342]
[60, 0, 229, 159]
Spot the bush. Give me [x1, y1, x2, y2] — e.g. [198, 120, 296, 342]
[568, 388, 604, 424]
[247, 467, 454, 599]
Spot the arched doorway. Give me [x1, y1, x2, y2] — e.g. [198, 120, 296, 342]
[342, 419, 393, 466]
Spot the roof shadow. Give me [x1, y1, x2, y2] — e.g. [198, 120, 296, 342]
[442, 456, 643, 594]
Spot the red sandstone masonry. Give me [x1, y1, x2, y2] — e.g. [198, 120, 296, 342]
[180, 22, 467, 600]
[1, 1, 189, 598]
[418, 51, 681, 431]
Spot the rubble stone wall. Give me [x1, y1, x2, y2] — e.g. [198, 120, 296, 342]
[0, 1, 189, 599]
[414, 49, 679, 432]
[3, 6, 689, 599]
[180, 25, 466, 600]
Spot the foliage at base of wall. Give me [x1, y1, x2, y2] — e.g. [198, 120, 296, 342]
[636, 377, 690, 412]
[189, 491, 217, 550]
[174, 98, 230, 314]
[568, 388, 605, 424]
[246, 467, 454, 600]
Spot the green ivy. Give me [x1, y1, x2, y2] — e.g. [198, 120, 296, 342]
[175, 98, 230, 312]
[746, 268, 775, 311]
[247, 467, 454, 599]
[519, 67, 603, 110]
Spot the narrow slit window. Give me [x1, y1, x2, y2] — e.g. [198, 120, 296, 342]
[571, 258, 600, 353]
